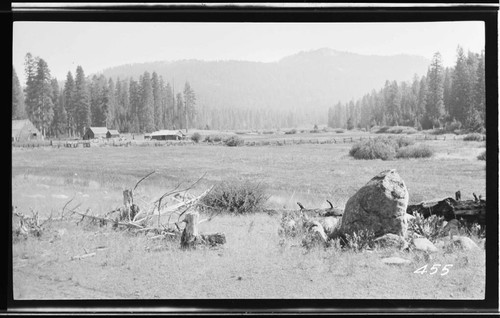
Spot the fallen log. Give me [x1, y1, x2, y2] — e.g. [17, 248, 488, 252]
[296, 201, 344, 217]
[407, 193, 486, 225]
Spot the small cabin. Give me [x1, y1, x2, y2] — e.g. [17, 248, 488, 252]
[12, 119, 42, 142]
[150, 130, 185, 141]
[106, 129, 120, 139]
[83, 127, 108, 140]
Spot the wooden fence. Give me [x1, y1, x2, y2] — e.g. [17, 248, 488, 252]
[12, 134, 476, 149]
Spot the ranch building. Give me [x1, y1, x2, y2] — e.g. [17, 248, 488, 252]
[12, 119, 43, 142]
[150, 130, 185, 141]
[106, 129, 120, 139]
[83, 127, 108, 140]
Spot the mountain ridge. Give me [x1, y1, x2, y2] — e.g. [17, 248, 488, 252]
[98, 48, 430, 121]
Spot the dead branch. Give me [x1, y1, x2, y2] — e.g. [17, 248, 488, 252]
[133, 170, 156, 191]
[153, 172, 208, 208]
[296, 201, 344, 217]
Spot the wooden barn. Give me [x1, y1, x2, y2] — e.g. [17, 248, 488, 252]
[12, 119, 42, 142]
[106, 129, 120, 139]
[150, 130, 185, 141]
[83, 127, 108, 140]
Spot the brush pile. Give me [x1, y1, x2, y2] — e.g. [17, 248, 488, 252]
[61, 171, 226, 248]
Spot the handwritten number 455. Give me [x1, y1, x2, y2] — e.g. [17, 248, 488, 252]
[414, 264, 453, 276]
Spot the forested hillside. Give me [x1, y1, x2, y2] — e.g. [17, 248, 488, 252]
[327, 47, 485, 132]
[13, 47, 484, 137]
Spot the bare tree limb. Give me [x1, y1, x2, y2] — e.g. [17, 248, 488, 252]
[133, 170, 156, 191]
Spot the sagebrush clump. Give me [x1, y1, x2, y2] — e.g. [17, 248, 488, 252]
[349, 136, 432, 160]
[190, 132, 202, 143]
[223, 135, 244, 147]
[349, 137, 398, 160]
[463, 133, 485, 142]
[199, 180, 269, 215]
[477, 151, 486, 161]
[407, 213, 446, 242]
[396, 144, 434, 159]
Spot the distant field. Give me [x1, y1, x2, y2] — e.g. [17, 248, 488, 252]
[11, 134, 487, 300]
[12, 136, 486, 215]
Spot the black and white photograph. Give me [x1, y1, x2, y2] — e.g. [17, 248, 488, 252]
[9, 2, 497, 313]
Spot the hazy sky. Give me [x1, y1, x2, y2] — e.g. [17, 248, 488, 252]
[13, 21, 485, 84]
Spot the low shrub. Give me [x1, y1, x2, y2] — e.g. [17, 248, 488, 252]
[477, 151, 486, 160]
[350, 136, 431, 160]
[204, 135, 223, 143]
[396, 144, 434, 159]
[223, 135, 244, 147]
[335, 129, 345, 133]
[339, 230, 377, 251]
[374, 126, 390, 133]
[190, 132, 202, 143]
[199, 180, 269, 215]
[349, 138, 397, 160]
[395, 136, 415, 148]
[386, 126, 418, 134]
[463, 133, 485, 141]
[407, 213, 446, 242]
[285, 129, 297, 135]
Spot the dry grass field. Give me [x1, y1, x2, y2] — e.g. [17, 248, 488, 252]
[11, 133, 487, 300]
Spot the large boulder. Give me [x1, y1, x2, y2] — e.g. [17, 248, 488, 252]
[340, 169, 409, 237]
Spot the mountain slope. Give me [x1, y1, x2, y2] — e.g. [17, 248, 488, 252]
[100, 48, 430, 116]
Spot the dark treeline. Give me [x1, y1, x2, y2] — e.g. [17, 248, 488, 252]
[13, 53, 310, 136]
[327, 47, 485, 132]
[14, 53, 199, 138]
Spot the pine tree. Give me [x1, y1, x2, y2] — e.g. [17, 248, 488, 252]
[23, 53, 38, 124]
[12, 66, 25, 119]
[450, 46, 470, 125]
[464, 51, 482, 130]
[140, 72, 155, 133]
[425, 52, 445, 128]
[74, 66, 91, 136]
[128, 79, 141, 133]
[89, 75, 109, 127]
[107, 78, 117, 129]
[164, 82, 174, 129]
[32, 58, 54, 137]
[416, 76, 427, 129]
[152, 72, 163, 130]
[183, 81, 196, 132]
[442, 67, 453, 120]
[175, 93, 184, 130]
[385, 81, 402, 126]
[474, 50, 486, 128]
[63, 71, 76, 136]
[50, 78, 67, 137]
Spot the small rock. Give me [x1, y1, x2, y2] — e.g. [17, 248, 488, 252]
[413, 237, 438, 253]
[381, 257, 411, 265]
[452, 236, 480, 251]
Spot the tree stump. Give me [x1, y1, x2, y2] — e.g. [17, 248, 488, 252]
[180, 212, 200, 249]
[180, 211, 226, 249]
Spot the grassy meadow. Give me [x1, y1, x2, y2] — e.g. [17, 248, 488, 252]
[11, 132, 487, 299]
